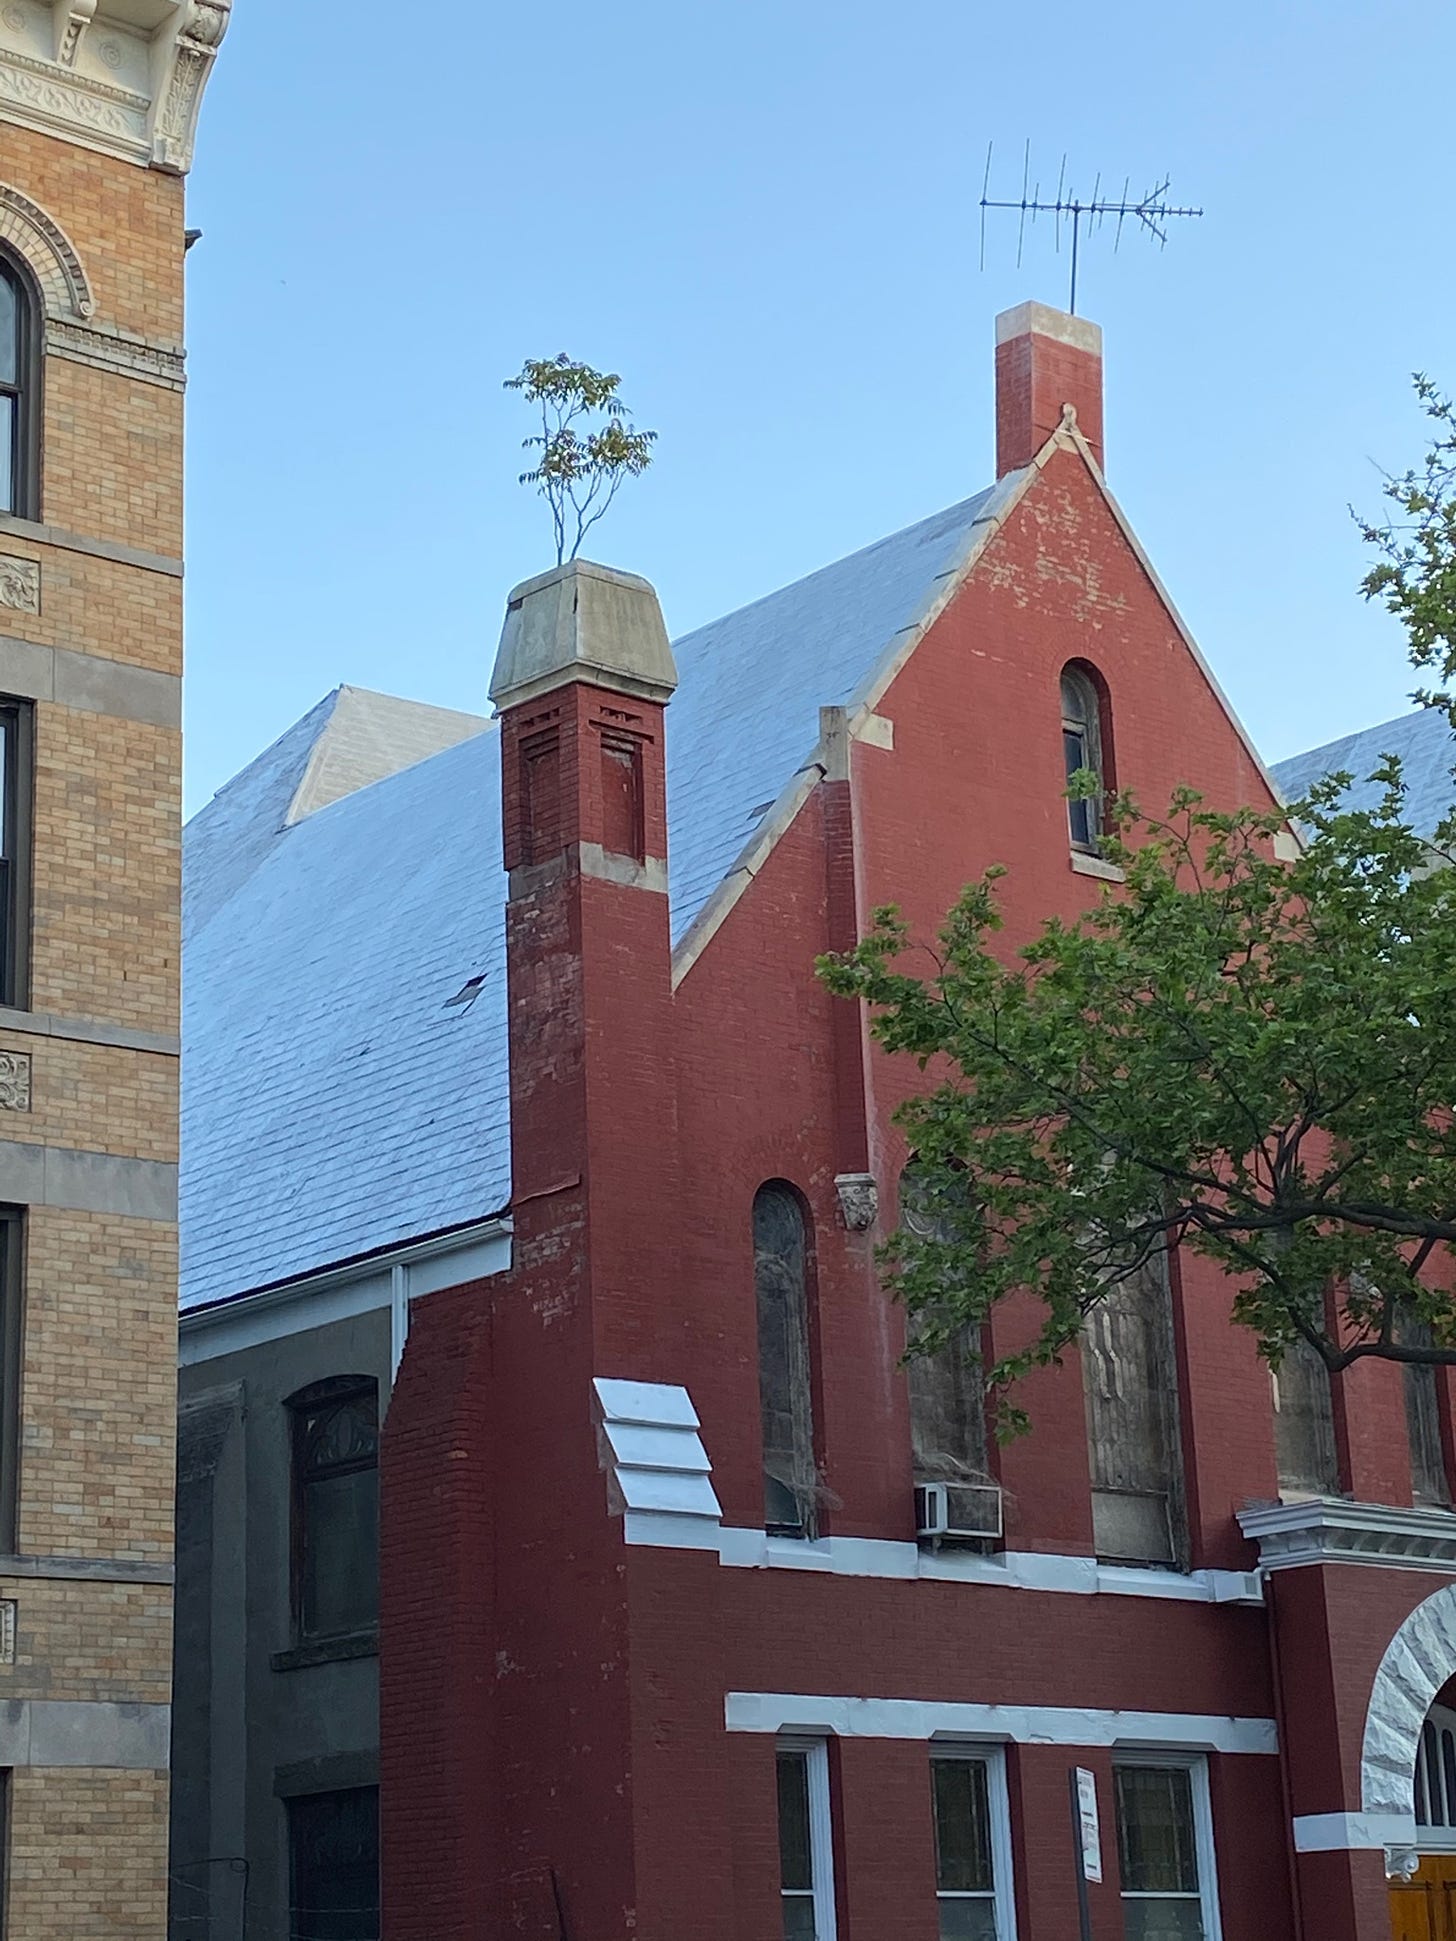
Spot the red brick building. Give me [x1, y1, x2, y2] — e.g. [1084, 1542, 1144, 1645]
[363, 303, 1456, 1941]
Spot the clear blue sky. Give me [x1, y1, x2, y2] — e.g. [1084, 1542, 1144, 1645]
[181, 0, 1451, 814]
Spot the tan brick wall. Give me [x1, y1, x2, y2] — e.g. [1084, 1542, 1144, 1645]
[0, 1575, 171, 1702]
[18, 1208, 177, 1562]
[7, 1769, 169, 1935]
[0, 100, 186, 1939]
[30, 709, 181, 1035]
[0, 1033, 176, 1163]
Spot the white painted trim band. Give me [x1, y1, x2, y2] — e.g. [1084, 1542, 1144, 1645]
[622, 1512, 1263, 1606]
[1292, 1812, 1417, 1853]
[725, 1693, 1278, 1755]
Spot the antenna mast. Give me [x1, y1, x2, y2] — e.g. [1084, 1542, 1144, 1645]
[979, 143, 1202, 314]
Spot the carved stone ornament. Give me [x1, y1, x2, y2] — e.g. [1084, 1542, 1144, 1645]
[0, 0, 230, 173]
[0, 1600, 12, 1666]
[834, 1172, 879, 1232]
[0, 555, 38, 616]
[0, 1051, 31, 1111]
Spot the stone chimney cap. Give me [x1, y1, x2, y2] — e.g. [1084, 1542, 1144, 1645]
[489, 559, 678, 711]
[995, 302, 1102, 359]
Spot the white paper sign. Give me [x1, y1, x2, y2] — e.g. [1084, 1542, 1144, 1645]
[1075, 1767, 1103, 1883]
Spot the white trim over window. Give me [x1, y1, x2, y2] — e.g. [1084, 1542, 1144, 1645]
[777, 1736, 837, 1941]
[1112, 1751, 1223, 1941]
[930, 1744, 1019, 1941]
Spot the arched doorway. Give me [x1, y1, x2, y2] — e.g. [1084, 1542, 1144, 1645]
[1359, 1587, 1456, 1938]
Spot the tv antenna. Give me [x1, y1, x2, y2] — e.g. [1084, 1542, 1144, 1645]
[979, 143, 1202, 315]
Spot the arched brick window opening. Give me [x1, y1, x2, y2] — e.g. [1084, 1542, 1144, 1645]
[285, 1375, 380, 1643]
[1060, 660, 1114, 852]
[753, 1182, 818, 1538]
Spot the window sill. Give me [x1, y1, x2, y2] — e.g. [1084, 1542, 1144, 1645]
[270, 1628, 378, 1673]
[1069, 849, 1124, 883]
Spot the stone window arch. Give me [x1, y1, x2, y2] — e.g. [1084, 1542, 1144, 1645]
[1361, 1584, 1456, 1871]
[0, 185, 93, 324]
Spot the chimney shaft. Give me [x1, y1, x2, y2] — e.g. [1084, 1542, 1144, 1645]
[995, 301, 1104, 475]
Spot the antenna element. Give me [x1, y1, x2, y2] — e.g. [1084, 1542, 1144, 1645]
[979, 144, 1202, 314]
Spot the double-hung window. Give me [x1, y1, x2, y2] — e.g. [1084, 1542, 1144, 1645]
[1114, 1757, 1222, 1940]
[931, 1751, 1015, 1939]
[777, 1739, 836, 1941]
[0, 702, 32, 1010]
[287, 1377, 380, 1643]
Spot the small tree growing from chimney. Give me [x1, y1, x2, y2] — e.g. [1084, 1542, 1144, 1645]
[506, 355, 657, 566]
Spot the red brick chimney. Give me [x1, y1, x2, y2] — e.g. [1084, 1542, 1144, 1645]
[995, 300, 1104, 475]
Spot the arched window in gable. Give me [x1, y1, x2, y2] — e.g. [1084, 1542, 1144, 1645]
[899, 1161, 989, 1483]
[753, 1182, 818, 1538]
[0, 254, 38, 519]
[1060, 661, 1111, 852]
[286, 1375, 380, 1642]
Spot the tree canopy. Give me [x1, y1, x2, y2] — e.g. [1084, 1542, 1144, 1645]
[821, 385, 1456, 1436]
[506, 354, 656, 567]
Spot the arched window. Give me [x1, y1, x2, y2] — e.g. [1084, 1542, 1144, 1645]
[0, 255, 37, 519]
[1082, 1248, 1185, 1566]
[1060, 663, 1108, 851]
[900, 1161, 989, 1482]
[286, 1376, 380, 1642]
[753, 1183, 817, 1537]
[1271, 1338, 1340, 1498]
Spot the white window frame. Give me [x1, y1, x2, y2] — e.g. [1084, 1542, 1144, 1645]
[777, 1735, 838, 1941]
[1112, 1749, 1223, 1941]
[929, 1741, 1019, 1940]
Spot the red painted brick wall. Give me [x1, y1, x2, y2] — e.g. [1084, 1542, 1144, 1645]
[380, 433, 1443, 1939]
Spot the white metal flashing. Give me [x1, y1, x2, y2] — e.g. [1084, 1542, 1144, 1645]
[178, 1220, 512, 1368]
[622, 1511, 1262, 1605]
[726, 1692, 1277, 1755]
[593, 1378, 723, 1521]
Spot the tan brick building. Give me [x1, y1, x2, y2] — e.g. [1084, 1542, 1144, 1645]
[0, 4, 229, 1931]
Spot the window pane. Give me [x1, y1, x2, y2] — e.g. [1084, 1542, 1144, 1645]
[777, 1752, 813, 1894]
[933, 1760, 994, 1892]
[0, 399, 13, 517]
[301, 1466, 378, 1637]
[939, 1901, 1000, 1941]
[1122, 1902, 1204, 1940]
[782, 1897, 817, 1941]
[287, 1787, 379, 1941]
[756, 1186, 815, 1533]
[0, 273, 15, 387]
[1116, 1767, 1199, 1895]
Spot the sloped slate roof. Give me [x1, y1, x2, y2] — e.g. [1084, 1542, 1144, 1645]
[1271, 706, 1455, 838]
[181, 485, 1012, 1311]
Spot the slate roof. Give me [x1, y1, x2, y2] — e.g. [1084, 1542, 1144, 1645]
[180, 480, 1018, 1312]
[1271, 705, 1455, 838]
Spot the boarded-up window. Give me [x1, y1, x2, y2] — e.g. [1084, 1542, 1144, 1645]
[754, 1183, 817, 1537]
[1082, 1250, 1185, 1566]
[1272, 1336, 1340, 1498]
[1401, 1311, 1451, 1509]
[900, 1163, 989, 1482]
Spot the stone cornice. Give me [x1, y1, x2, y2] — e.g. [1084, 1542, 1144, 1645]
[0, 0, 229, 173]
[1238, 1496, 1456, 1574]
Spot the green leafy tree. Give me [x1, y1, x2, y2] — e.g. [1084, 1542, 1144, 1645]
[821, 775, 1456, 1435]
[506, 354, 657, 566]
[1360, 378, 1456, 728]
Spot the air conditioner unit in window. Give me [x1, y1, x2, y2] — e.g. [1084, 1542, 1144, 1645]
[915, 1480, 1004, 1544]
